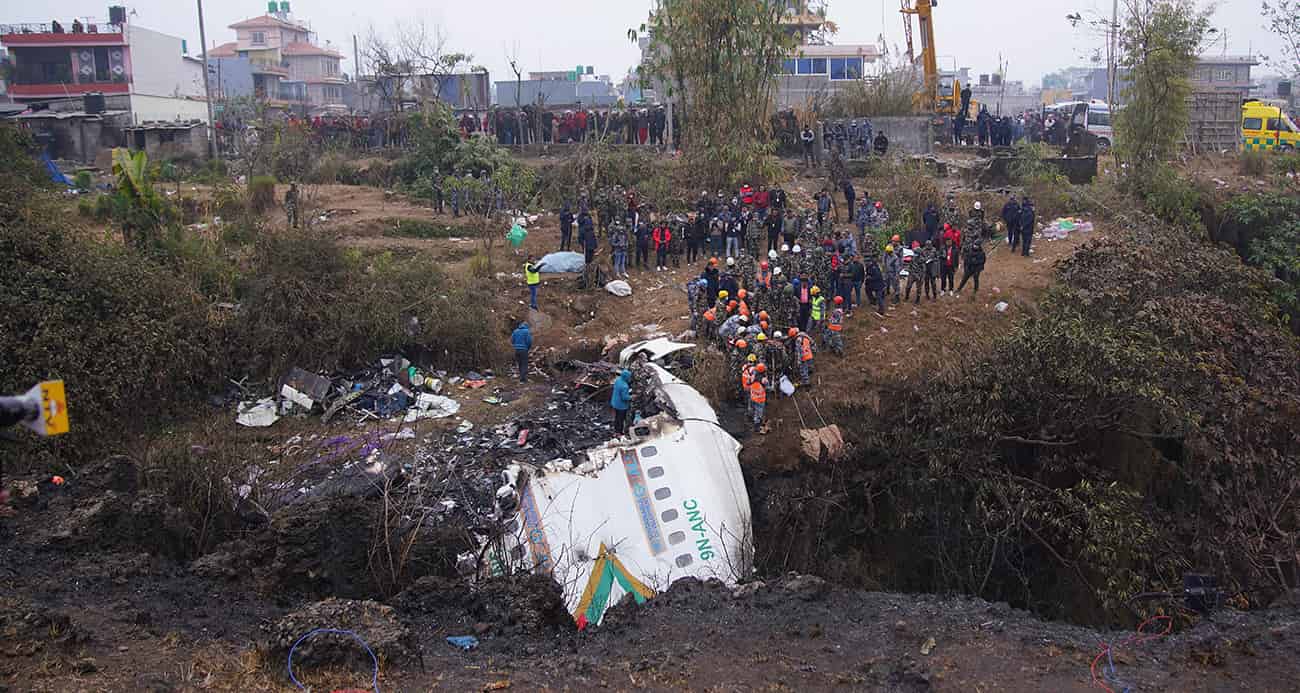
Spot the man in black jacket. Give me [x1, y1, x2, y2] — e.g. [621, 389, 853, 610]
[1001, 195, 1022, 250]
[1018, 198, 1036, 257]
[841, 179, 857, 225]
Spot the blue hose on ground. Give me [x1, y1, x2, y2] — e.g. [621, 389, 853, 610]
[287, 628, 380, 693]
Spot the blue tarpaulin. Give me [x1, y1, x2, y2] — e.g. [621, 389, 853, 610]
[42, 153, 73, 187]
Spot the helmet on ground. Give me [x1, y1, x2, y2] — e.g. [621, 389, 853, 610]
[811, 286, 821, 295]
[834, 296, 844, 305]
[788, 328, 799, 337]
[719, 290, 729, 298]
[769, 250, 778, 259]
[756, 364, 767, 373]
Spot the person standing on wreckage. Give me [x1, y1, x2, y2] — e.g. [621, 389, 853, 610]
[610, 369, 633, 436]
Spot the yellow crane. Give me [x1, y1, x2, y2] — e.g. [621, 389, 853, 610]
[900, 0, 968, 116]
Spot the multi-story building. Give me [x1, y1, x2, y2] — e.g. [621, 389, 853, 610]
[0, 10, 207, 123]
[1078, 56, 1258, 105]
[209, 2, 345, 112]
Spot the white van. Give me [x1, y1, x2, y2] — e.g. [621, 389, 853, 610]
[1047, 100, 1115, 152]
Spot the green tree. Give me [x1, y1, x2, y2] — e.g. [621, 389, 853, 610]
[1112, 0, 1211, 173]
[631, 0, 797, 187]
[1263, 1, 1300, 77]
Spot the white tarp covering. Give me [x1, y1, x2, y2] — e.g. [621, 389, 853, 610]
[605, 280, 633, 297]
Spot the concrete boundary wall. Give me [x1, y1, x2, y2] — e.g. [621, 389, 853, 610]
[818, 116, 933, 157]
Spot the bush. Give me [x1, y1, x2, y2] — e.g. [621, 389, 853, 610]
[1240, 150, 1270, 176]
[249, 176, 277, 214]
[828, 229, 1300, 622]
[73, 170, 93, 191]
[0, 200, 223, 455]
[232, 234, 506, 377]
[467, 251, 492, 278]
[77, 196, 96, 218]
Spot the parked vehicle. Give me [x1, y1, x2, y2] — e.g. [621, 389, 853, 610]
[1241, 99, 1300, 152]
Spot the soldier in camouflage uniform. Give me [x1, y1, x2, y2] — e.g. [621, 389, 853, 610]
[687, 278, 707, 335]
[967, 201, 988, 241]
[735, 250, 756, 294]
[284, 183, 300, 229]
[764, 333, 789, 388]
[943, 192, 961, 229]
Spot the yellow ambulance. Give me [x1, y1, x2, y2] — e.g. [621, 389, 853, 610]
[1241, 100, 1300, 152]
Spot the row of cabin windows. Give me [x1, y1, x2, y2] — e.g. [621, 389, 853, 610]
[779, 56, 864, 80]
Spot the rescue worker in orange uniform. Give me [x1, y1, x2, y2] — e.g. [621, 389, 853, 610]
[750, 364, 769, 434]
[826, 295, 846, 356]
[792, 328, 815, 387]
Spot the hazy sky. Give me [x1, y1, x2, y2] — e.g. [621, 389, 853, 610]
[2, 0, 1287, 87]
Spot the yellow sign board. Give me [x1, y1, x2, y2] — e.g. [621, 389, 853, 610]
[37, 380, 70, 436]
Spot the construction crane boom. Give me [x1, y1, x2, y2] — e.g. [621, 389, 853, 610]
[900, 0, 966, 116]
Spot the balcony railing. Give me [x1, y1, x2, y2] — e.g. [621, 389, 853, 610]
[0, 21, 125, 36]
[251, 59, 291, 76]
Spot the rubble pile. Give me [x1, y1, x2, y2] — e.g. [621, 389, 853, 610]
[232, 359, 492, 429]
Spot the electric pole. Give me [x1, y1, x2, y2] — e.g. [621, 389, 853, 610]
[1107, 0, 1118, 107]
[197, 0, 218, 159]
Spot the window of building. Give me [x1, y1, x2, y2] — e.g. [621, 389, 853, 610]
[93, 46, 110, 82]
[829, 57, 863, 81]
[252, 31, 266, 45]
[795, 57, 827, 75]
[1213, 68, 1233, 82]
[1242, 117, 1263, 131]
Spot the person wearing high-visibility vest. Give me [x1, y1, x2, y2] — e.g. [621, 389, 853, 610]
[791, 328, 815, 387]
[524, 255, 541, 310]
[809, 286, 826, 336]
[741, 354, 758, 403]
[826, 296, 846, 356]
[750, 364, 769, 434]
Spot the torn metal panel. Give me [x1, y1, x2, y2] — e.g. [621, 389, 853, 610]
[497, 364, 752, 626]
[618, 338, 696, 368]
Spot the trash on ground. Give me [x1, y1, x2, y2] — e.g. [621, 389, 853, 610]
[404, 394, 460, 422]
[236, 398, 280, 427]
[800, 425, 845, 463]
[1041, 217, 1094, 240]
[605, 280, 633, 297]
[446, 635, 479, 651]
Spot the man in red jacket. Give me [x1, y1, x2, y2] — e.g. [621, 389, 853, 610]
[652, 222, 672, 271]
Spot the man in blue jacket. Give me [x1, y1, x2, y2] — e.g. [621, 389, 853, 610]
[511, 322, 533, 384]
[610, 369, 632, 435]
